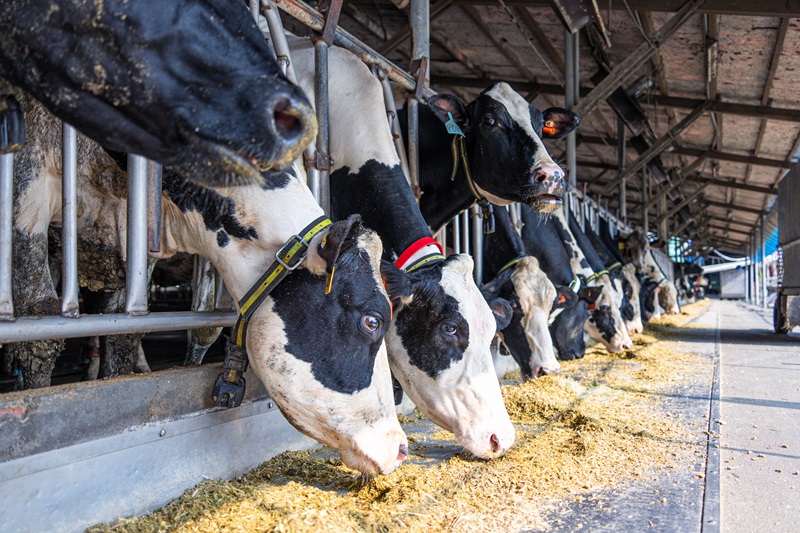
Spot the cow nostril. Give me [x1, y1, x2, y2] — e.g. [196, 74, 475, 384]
[537, 366, 548, 377]
[533, 167, 547, 183]
[489, 434, 502, 454]
[272, 98, 303, 141]
[398, 442, 408, 462]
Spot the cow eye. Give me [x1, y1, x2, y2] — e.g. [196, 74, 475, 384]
[441, 321, 459, 336]
[483, 114, 496, 126]
[360, 314, 382, 335]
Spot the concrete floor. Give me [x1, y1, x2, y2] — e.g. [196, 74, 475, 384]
[711, 300, 800, 532]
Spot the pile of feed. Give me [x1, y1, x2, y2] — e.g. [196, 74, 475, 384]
[91, 302, 713, 533]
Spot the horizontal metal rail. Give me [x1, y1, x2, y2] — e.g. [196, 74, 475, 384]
[274, 0, 435, 98]
[0, 311, 237, 343]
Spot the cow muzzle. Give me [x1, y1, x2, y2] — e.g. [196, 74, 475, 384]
[528, 164, 565, 213]
[264, 92, 318, 171]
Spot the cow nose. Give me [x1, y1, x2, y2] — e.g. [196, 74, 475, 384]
[397, 442, 409, 462]
[533, 167, 547, 183]
[271, 96, 308, 143]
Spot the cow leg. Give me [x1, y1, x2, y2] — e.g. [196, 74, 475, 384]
[85, 336, 100, 380]
[4, 229, 65, 389]
[134, 342, 151, 373]
[185, 255, 221, 366]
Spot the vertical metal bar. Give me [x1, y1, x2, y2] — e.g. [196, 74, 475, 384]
[471, 205, 483, 284]
[407, 0, 429, 196]
[147, 160, 162, 253]
[452, 214, 461, 254]
[618, 116, 627, 223]
[761, 218, 767, 308]
[509, 202, 520, 232]
[565, 30, 579, 188]
[126, 154, 150, 315]
[642, 169, 649, 234]
[0, 153, 14, 320]
[436, 223, 447, 253]
[61, 123, 79, 317]
[313, 40, 330, 214]
[460, 210, 470, 255]
[378, 72, 412, 184]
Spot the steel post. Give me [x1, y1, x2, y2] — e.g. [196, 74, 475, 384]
[461, 210, 470, 254]
[378, 71, 412, 185]
[126, 154, 150, 315]
[642, 170, 649, 234]
[407, 0, 429, 196]
[452, 214, 461, 254]
[313, 40, 330, 213]
[0, 153, 13, 320]
[565, 30, 579, 187]
[61, 123, 79, 317]
[761, 216, 767, 308]
[147, 160, 162, 253]
[618, 116, 627, 223]
[471, 205, 483, 284]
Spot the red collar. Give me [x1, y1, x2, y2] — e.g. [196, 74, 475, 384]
[394, 237, 444, 270]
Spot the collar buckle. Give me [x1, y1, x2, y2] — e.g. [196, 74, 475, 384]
[275, 234, 309, 271]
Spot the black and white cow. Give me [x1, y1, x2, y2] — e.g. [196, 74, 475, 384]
[8, 95, 409, 476]
[520, 206, 603, 360]
[400, 84, 581, 231]
[286, 37, 517, 459]
[482, 206, 572, 379]
[676, 262, 708, 303]
[570, 216, 640, 336]
[625, 230, 681, 315]
[553, 209, 633, 352]
[0, 0, 316, 187]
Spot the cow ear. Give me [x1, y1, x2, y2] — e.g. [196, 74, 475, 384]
[428, 94, 470, 133]
[486, 297, 513, 332]
[578, 285, 603, 304]
[311, 214, 362, 274]
[553, 285, 579, 309]
[541, 108, 581, 139]
[380, 260, 414, 307]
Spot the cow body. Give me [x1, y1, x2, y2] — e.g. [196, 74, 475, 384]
[482, 206, 563, 379]
[8, 95, 408, 476]
[399, 84, 580, 232]
[286, 37, 516, 459]
[0, 0, 316, 187]
[625, 230, 680, 315]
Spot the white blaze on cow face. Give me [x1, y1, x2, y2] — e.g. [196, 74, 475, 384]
[642, 250, 680, 315]
[621, 263, 644, 334]
[388, 255, 516, 459]
[162, 170, 407, 475]
[510, 257, 561, 375]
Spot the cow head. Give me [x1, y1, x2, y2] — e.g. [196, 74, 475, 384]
[549, 285, 602, 360]
[583, 274, 634, 353]
[658, 280, 681, 314]
[483, 257, 562, 379]
[639, 276, 662, 322]
[0, 0, 316, 187]
[386, 254, 516, 459]
[621, 263, 644, 334]
[160, 168, 408, 475]
[427, 83, 580, 213]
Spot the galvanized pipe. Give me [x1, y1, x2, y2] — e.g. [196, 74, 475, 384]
[275, 0, 434, 98]
[378, 71, 412, 185]
[761, 216, 767, 308]
[313, 40, 330, 214]
[565, 30, 579, 188]
[0, 153, 13, 320]
[618, 116, 627, 223]
[460, 209, 470, 255]
[0, 311, 237, 343]
[147, 160, 162, 253]
[471, 205, 483, 284]
[126, 154, 150, 315]
[642, 170, 649, 234]
[452, 213, 461, 254]
[61, 123, 79, 317]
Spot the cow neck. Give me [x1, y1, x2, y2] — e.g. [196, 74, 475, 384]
[520, 206, 575, 287]
[399, 103, 484, 233]
[583, 217, 622, 270]
[213, 215, 332, 408]
[483, 206, 525, 280]
[599, 217, 626, 263]
[567, 213, 612, 275]
[329, 159, 433, 261]
[551, 210, 594, 280]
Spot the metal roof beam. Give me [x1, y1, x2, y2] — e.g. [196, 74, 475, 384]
[671, 146, 790, 169]
[573, 0, 703, 118]
[685, 176, 776, 195]
[707, 224, 753, 237]
[704, 200, 766, 216]
[648, 95, 800, 123]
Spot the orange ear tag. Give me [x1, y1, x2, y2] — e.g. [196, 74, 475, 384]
[325, 266, 335, 295]
[558, 294, 567, 304]
[587, 303, 597, 311]
[542, 120, 556, 136]
[381, 279, 394, 320]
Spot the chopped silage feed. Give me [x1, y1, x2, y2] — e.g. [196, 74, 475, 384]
[89, 300, 712, 533]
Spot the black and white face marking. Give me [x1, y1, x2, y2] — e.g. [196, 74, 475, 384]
[466, 83, 577, 212]
[387, 255, 516, 459]
[621, 263, 644, 334]
[550, 302, 589, 361]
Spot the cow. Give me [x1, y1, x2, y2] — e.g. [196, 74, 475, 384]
[624, 230, 681, 315]
[676, 262, 708, 303]
[399, 83, 581, 232]
[0, 0, 316, 187]
[482, 205, 572, 379]
[577, 216, 643, 335]
[7, 95, 410, 476]
[520, 205, 603, 360]
[286, 37, 517, 459]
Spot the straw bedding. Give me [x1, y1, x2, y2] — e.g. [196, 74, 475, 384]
[89, 300, 712, 533]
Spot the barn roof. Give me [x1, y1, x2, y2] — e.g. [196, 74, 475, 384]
[302, 0, 800, 254]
